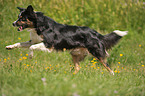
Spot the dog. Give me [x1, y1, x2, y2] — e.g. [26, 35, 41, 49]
[6, 7, 53, 58]
[11, 5, 128, 75]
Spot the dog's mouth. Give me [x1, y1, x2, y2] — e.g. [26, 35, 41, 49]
[17, 25, 27, 31]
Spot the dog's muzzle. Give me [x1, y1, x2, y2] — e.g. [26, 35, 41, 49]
[12, 21, 17, 27]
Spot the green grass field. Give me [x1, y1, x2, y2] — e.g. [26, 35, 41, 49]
[0, 0, 145, 96]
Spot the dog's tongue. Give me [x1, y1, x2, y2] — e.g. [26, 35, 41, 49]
[18, 26, 23, 31]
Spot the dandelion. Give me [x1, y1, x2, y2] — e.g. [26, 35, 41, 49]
[63, 48, 66, 51]
[24, 64, 26, 65]
[133, 69, 136, 71]
[93, 58, 96, 60]
[7, 57, 10, 60]
[26, 54, 29, 56]
[30, 70, 32, 72]
[117, 66, 119, 68]
[101, 72, 104, 74]
[18, 37, 21, 40]
[114, 70, 118, 73]
[45, 68, 47, 70]
[122, 67, 124, 69]
[0, 59, 1, 61]
[91, 60, 94, 63]
[141, 65, 144, 67]
[20, 54, 22, 56]
[64, 71, 67, 74]
[118, 71, 120, 73]
[50, 64, 51, 66]
[19, 58, 22, 61]
[4, 59, 7, 61]
[22, 57, 27, 60]
[120, 54, 123, 57]
[73, 72, 76, 75]
[27, 64, 30, 67]
[97, 67, 100, 69]
[139, 44, 141, 47]
[118, 62, 120, 64]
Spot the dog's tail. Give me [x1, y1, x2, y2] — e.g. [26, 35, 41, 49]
[102, 30, 128, 50]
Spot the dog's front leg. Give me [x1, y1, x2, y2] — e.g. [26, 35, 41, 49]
[6, 41, 32, 50]
[70, 48, 88, 74]
[29, 43, 53, 59]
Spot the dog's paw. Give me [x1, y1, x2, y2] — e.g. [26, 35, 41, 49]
[5, 45, 14, 50]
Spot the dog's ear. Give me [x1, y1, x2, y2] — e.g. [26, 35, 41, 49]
[26, 5, 34, 13]
[17, 7, 25, 12]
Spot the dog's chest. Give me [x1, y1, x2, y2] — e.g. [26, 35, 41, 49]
[28, 29, 42, 44]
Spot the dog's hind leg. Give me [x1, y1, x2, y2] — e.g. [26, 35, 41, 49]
[70, 48, 88, 74]
[97, 57, 114, 75]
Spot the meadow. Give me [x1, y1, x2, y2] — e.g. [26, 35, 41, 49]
[0, 0, 145, 96]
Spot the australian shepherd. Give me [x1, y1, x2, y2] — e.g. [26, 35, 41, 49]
[11, 5, 128, 75]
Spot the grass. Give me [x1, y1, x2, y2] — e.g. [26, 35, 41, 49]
[0, 0, 145, 96]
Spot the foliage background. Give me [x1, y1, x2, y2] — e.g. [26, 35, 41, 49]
[0, 0, 145, 96]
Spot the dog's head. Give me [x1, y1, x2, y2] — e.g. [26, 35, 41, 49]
[13, 5, 36, 31]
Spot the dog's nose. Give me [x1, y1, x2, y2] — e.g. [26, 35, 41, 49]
[12, 23, 15, 26]
[12, 21, 17, 26]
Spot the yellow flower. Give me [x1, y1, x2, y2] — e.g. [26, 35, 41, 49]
[101, 72, 104, 74]
[91, 60, 94, 63]
[142, 65, 144, 67]
[117, 66, 119, 68]
[0, 59, 1, 61]
[24, 64, 26, 65]
[26, 54, 28, 56]
[4, 59, 7, 61]
[114, 70, 118, 73]
[63, 48, 66, 51]
[122, 67, 124, 69]
[120, 54, 123, 57]
[18, 37, 21, 40]
[91, 66, 94, 68]
[93, 58, 96, 60]
[64, 71, 67, 74]
[50, 64, 51, 66]
[27, 64, 30, 67]
[118, 71, 120, 73]
[139, 44, 141, 47]
[97, 67, 100, 69]
[22, 57, 27, 60]
[30, 70, 32, 72]
[45, 68, 47, 70]
[7, 57, 10, 60]
[20, 54, 22, 56]
[73, 72, 76, 75]
[19, 58, 22, 61]
[133, 69, 136, 71]
[118, 62, 120, 64]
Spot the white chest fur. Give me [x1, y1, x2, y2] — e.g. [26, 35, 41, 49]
[27, 29, 42, 44]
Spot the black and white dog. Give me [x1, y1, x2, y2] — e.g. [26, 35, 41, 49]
[9, 5, 128, 75]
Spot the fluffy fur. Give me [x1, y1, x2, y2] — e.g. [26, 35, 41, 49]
[11, 5, 128, 75]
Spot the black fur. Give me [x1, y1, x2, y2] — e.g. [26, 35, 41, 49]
[16, 5, 124, 60]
